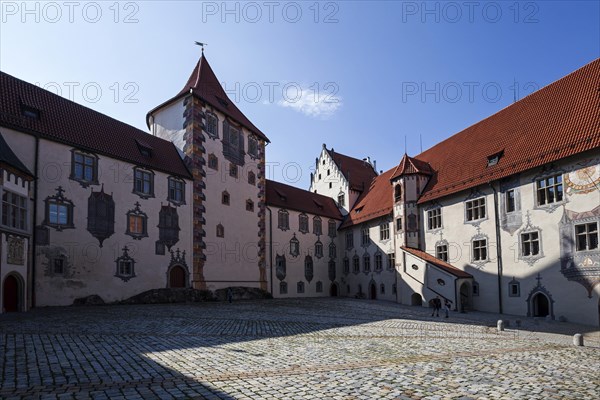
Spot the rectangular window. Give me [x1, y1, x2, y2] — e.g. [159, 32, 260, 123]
[575, 222, 598, 251]
[206, 113, 218, 137]
[168, 178, 185, 203]
[48, 203, 69, 226]
[396, 217, 402, 231]
[338, 193, 345, 207]
[387, 253, 395, 269]
[2, 191, 27, 230]
[248, 136, 258, 158]
[119, 260, 133, 276]
[521, 231, 540, 256]
[380, 223, 390, 241]
[278, 210, 289, 230]
[229, 126, 240, 150]
[313, 218, 322, 235]
[427, 208, 442, 230]
[328, 220, 337, 237]
[73, 152, 97, 183]
[343, 258, 350, 274]
[229, 163, 238, 178]
[128, 215, 145, 235]
[536, 174, 563, 206]
[353, 257, 360, 273]
[346, 232, 354, 249]
[363, 255, 371, 272]
[361, 227, 370, 246]
[54, 258, 64, 274]
[506, 189, 516, 213]
[436, 244, 448, 262]
[134, 169, 153, 196]
[466, 197, 486, 221]
[375, 253, 383, 271]
[472, 239, 487, 261]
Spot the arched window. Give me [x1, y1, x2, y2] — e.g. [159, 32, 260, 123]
[304, 255, 314, 282]
[314, 241, 323, 258]
[289, 233, 299, 257]
[313, 216, 322, 235]
[208, 153, 218, 170]
[316, 281, 323, 293]
[221, 191, 230, 205]
[299, 213, 309, 233]
[297, 281, 305, 294]
[248, 170, 256, 185]
[246, 199, 254, 212]
[329, 242, 336, 258]
[328, 219, 337, 237]
[216, 224, 224, 238]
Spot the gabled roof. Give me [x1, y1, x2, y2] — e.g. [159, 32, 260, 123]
[327, 148, 378, 192]
[0, 71, 191, 179]
[147, 55, 269, 142]
[339, 167, 395, 229]
[391, 153, 433, 180]
[401, 247, 472, 279]
[417, 58, 600, 204]
[266, 179, 343, 220]
[0, 132, 32, 177]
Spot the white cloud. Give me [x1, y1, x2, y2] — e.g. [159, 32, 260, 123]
[276, 84, 342, 119]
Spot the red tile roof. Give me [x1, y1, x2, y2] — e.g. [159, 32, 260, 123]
[391, 154, 433, 180]
[401, 247, 473, 279]
[147, 55, 269, 142]
[416, 58, 600, 204]
[327, 149, 378, 192]
[266, 179, 343, 220]
[339, 167, 395, 229]
[0, 71, 191, 179]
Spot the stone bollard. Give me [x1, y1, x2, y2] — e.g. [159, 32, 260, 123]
[573, 334, 584, 347]
[497, 320, 505, 332]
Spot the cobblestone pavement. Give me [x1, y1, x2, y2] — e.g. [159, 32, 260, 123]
[1, 298, 599, 399]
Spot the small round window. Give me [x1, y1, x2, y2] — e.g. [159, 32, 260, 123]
[412, 264, 419, 270]
[437, 278, 446, 286]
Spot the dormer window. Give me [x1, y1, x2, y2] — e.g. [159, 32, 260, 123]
[487, 151, 504, 167]
[136, 140, 153, 158]
[21, 105, 40, 119]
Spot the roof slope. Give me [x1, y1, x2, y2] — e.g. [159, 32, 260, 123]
[148, 55, 269, 142]
[0, 132, 32, 176]
[0, 72, 191, 178]
[266, 179, 343, 220]
[327, 149, 377, 192]
[417, 58, 600, 204]
[339, 167, 395, 229]
[401, 247, 472, 278]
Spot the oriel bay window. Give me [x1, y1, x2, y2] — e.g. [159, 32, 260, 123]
[126, 202, 148, 240]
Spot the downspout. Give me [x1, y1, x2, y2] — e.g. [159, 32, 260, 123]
[31, 135, 40, 308]
[266, 206, 273, 295]
[489, 182, 503, 314]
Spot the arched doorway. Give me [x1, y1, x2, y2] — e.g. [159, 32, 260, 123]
[459, 282, 471, 312]
[329, 283, 338, 297]
[411, 293, 422, 306]
[369, 283, 377, 300]
[3, 274, 21, 312]
[168, 265, 186, 288]
[532, 293, 550, 317]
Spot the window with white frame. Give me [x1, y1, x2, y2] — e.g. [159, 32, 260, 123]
[466, 197, 486, 221]
[427, 208, 442, 230]
[436, 244, 448, 262]
[575, 222, 598, 251]
[206, 112, 218, 138]
[361, 226, 370, 246]
[521, 231, 540, 256]
[2, 191, 27, 231]
[387, 253, 395, 270]
[472, 238, 488, 261]
[380, 223, 390, 240]
[536, 174, 563, 206]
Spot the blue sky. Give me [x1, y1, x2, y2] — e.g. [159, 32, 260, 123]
[1, 1, 598, 187]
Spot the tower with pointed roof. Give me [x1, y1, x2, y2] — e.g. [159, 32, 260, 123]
[147, 53, 270, 292]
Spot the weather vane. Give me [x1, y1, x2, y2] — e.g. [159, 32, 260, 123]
[194, 41, 208, 54]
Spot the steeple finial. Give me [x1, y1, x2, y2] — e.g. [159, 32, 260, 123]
[194, 41, 208, 54]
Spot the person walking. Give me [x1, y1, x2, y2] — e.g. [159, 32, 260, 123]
[444, 299, 451, 318]
[431, 296, 441, 317]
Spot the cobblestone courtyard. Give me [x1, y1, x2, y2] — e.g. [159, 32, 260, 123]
[1, 298, 599, 399]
